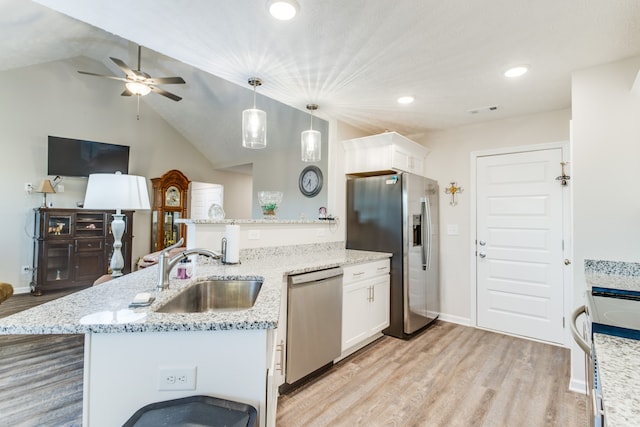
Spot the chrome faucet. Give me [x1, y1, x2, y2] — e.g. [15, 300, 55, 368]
[156, 240, 222, 291]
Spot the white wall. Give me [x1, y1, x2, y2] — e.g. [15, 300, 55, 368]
[570, 55, 640, 382]
[418, 109, 571, 323]
[328, 120, 370, 241]
[0, 57, 247, 293]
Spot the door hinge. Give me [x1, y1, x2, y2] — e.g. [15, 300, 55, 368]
[563, 317, 565, 328]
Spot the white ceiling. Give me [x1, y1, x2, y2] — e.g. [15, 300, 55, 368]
[3, 0, 640, 164]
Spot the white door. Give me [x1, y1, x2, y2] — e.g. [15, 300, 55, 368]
[476, 149, 564, 344]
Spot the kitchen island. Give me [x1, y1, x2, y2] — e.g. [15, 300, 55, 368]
[0, 243, 390, 427]
[584, 260, 640, 426]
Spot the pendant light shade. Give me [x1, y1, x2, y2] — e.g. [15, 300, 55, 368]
[301, 104, 321, 162]
[242, 77, 267, 149]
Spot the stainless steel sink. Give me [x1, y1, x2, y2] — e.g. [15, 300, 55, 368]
[157, 279, 263, 313]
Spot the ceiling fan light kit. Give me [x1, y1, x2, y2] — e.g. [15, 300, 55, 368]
[125, 81, 151, 96]
[301, 103, 321, 162]
[242, 77, 267, 149]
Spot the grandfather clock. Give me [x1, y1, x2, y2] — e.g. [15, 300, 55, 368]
[150, 169, 190, 251]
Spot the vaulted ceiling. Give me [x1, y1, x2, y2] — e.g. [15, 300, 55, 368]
[2, 0, 640, 166]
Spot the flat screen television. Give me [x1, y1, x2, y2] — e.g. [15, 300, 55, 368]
[47, 136, 130, 177]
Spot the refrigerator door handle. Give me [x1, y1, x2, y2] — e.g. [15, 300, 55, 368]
[421, 198, 432, 271]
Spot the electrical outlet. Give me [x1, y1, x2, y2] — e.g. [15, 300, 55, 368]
[248, 230, 260, 240]
[157, 366, 196, 390]
[24, 183, 32, 194]
[57, 184, 64, 193]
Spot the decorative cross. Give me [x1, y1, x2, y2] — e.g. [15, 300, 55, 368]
[445, 182, 463, 206]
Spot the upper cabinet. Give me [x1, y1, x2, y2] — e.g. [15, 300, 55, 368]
[150, 169, 190, 251]
[343, 131, 430, 177]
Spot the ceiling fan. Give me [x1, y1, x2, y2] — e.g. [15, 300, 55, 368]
[78, 45, 186, 102]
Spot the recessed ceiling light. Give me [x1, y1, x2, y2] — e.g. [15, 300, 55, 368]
[267, 0, 299, 20]
[504, 66, 529, 78]
[397, 96, 414, 104]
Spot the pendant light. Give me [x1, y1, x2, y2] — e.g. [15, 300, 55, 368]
[301, 104, 321, 162]
[242, 77, 267, 149]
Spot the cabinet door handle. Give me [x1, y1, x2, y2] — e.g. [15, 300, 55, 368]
[74, 240, 78, 252]
[371, 285, 375, 302]
[275, 340, 284, 374]
[376, 266, 386, 271]
[353, 271, 365, 276]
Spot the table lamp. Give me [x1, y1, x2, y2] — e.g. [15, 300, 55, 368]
[83, 172, 150, 277]
[35, 179, 56, 208]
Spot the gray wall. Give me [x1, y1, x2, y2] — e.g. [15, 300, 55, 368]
[0, 57, 258, 292]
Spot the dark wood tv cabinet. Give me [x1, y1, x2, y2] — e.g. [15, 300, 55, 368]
[32, 208, 134, 295]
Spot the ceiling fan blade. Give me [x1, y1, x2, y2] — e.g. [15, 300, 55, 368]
[77, 71, 128, 82]
[149, 86, 182, 101]
[109, 57, 137, 79]
[145, 76, 186, 85]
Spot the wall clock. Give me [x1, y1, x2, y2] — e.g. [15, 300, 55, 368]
[299, 166, 323, 197]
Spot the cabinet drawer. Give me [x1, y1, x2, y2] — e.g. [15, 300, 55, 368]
[343, 259, 390, 284]
[75, 239, 104, 252]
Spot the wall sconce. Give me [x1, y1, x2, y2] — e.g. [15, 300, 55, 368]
[301, 104, 321, 162]
[445, 182, 463, 206]
[35, 179, 56, 208]
[242, 77, 267, 149]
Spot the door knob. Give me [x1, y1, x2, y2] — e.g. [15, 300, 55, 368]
[479, 240, 486, 246]
[564, 259, 571, 265]
[479, 252, 486, 258]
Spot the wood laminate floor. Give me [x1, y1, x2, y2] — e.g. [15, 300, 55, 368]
[1, 293, 585, 427]
[0, 290, 83, 427]
[277, 321, 587, 427]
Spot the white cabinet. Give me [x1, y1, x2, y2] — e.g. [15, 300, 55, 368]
[274, 279, 287, 388]
[266, 278, 287, 427]
[343, 131, 430, 177]
[341, 259, 390, 357]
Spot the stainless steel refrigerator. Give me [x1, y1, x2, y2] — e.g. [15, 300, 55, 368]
[346, 172, 439, 339]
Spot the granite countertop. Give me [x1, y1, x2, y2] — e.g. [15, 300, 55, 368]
[0, 248, 390, 335]
[593, 334, 640, 426]
[585, 259, 640, 426]
[585, 259, 640, 292]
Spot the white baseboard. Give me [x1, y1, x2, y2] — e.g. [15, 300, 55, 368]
[437, 313, 472, 327]
[13, 285, 31, 295]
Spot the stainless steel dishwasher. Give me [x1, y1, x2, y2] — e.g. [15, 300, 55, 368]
[284, 267, 343, 389]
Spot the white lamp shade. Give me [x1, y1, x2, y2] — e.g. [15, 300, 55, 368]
[84, 173, 151, 211]
[301, 129, 321, 162]
[242, 108, 267, 149]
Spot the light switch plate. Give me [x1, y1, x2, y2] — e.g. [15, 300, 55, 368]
[447, 224, 459, 236]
